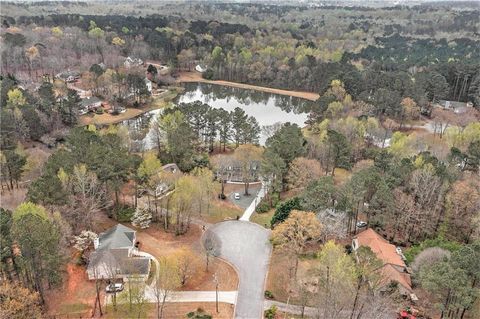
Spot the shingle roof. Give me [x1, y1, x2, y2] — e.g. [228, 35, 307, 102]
[355, 228, 405, 267]
[80, 97, 102, 108]
[88, 224, 150, 277]
[378, 264, 412, 293]
[162, 163, 181, 174]
[88, 248, 150, 276]
[355, 229, 412, 293]
[124, 258, 150, 275]
[97, 224, 136, 250]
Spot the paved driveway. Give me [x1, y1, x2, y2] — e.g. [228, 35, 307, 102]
[208, 221, 272, 319]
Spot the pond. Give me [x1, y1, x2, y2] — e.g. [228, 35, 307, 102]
[122, 82, 314, 149]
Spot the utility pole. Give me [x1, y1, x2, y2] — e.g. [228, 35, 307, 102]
[213, 272, 219, 313]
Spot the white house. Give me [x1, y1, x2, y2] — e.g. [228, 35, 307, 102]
[124, 56, 144, 68]
[195, 64, 208, 73]
[145, 78, 153, 93]
[87, 224, 151, 281]
[80, 96, 102, 112]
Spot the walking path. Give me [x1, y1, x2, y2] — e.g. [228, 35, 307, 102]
[133, 251, 160, 288]
[143, 290, 237, 304]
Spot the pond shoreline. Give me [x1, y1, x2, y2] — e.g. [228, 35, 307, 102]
[177, 71, 320, 101]
[78, 88, 182, 126]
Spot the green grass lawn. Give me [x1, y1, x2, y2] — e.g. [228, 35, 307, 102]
[104, 303, 155, 319]
[250, 210, 274, 228]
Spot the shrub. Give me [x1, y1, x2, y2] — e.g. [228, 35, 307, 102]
[255, 200, 270, 213]
[264, 305, 277, 319]
[131, 206, 152, 229]
[202, 69, 214, 80]
[186, 308, 212, 319]
[271, 197, 302, 227]
[264, 290, 274, 299]
[116, 206, 135, 222]
[95, 107, 104, 114]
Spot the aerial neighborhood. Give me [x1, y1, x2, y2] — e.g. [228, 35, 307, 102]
[0, 1, 479, 319]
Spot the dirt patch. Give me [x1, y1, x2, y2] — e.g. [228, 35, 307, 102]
[266, 250, 325, 305]
[136, 223, 239, 291]
[178, 71, 320, 101]
[137, 223, 203, 258]
[0, 188, 27, 211]
[45, 260, 98, 318]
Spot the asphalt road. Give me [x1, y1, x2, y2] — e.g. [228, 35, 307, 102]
[208, 221, 272, 319]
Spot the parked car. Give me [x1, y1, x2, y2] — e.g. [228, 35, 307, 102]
[396, 246, 403, 255]
[356, 221, 367, 228]
[106, 283, 124, 293]
[234, 193, 240, 200]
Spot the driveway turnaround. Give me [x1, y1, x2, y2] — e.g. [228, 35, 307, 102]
[208, 220, 272, 319]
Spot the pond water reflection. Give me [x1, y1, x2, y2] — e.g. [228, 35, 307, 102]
[123, 82, 314, 149]
[178, 82, 312, 127]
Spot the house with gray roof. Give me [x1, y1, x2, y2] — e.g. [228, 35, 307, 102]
[437, 100, 474, 113]
[56, 70, 80, 83]
[80, 96, 102, 111]
[87, 224, 151, 281]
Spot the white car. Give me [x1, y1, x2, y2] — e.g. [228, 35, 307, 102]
[396, 247, 403, 255]
[106, 283, 124, 293]
[234, 193, 240, 200]
[356, 221, 367, 228]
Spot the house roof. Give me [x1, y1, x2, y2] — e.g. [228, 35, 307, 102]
[97, 224, 136, 250]
[88, 224, 150, 277]
[439, 100, 468, 109]
[162, 163, 181, 174]
[355, 228, 405, 268]
[80, 97, 102, 108]
[56, 70, 80, 80]
[124, 258, 150, 275]
[355, 229, 412, 293]
[88, 248, 150, 276]
[378, 264, 412, 293]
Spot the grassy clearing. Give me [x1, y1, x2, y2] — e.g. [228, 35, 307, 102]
[332, 168, 351, 186]
[79, 88, 180, 126]
[104, 303, 154, 319]
[58, 302, 90, 314]
[204, 201, 242, 223]
[250, 210, 275, 228]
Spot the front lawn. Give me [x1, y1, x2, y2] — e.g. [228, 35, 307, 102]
[250, 210, 274, 228]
